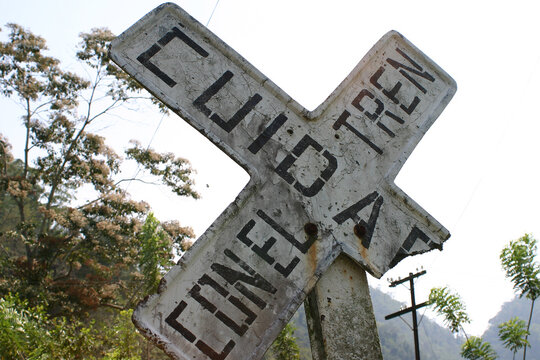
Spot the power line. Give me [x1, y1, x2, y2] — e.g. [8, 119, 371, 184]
[125, 1, 221, 192]
[124, 112, 166, 192]
[206, 0, 221, 26]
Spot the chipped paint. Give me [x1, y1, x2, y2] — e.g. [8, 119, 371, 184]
[109, 3, 456, 360]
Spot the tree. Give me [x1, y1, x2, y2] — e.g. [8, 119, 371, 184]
[0, 22, 199, 358]
[498, 317, 529, 360]
[430, 234, 540, 359]
[429, 287, 498, 359]
[266, 323, 301, 360]
[500, 234, 540, 360]
[429, 287, 471, 338]
[0, 293, 172, 359]
[0, 22, 198, 319]
[0, 293, 50, 359]
[461, 337, 497, 360]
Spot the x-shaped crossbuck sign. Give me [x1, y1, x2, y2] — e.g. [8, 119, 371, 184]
[110, 3, 456, 360]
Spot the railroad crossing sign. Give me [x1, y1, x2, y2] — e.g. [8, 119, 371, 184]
[110, 3, 455, 360]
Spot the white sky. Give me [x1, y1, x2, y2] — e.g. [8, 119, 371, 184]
[2, 0, 540, 337]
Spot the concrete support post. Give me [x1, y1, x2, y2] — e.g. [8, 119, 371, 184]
[305, 255, 383, 360]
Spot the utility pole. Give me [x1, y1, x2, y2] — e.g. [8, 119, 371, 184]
[385, 270, 429, 360]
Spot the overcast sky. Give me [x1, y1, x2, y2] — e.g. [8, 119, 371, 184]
[2, 0, 540, 337]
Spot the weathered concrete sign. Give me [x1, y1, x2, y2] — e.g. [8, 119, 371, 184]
[110, 3, 455, 360]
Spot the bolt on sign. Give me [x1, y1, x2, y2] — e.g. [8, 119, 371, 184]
[110, 3, 456, 360]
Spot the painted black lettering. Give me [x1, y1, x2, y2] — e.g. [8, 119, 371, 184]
[166, 302, 235, 359]
[400, 96, 420, 115]
[363, 64, 414, 132]
[370, 67, 385, 90]
[194, 275, 257, 336]
[351, 89, 384, 121]
[137, 44, 177, 87]
[274, 135, 337, 197]
[165, 301, 197, 342]
[332, 191, 378, 224]
[357, 196, 383, 249]
[386, 48, 435, 94]
[384, 110, 404, 124]
[158, 26, 209, 58]
[376, 122, 395, 138]
[371, 67, 402, 105]
[274, 257, 300, 278]
[383, 81, 402, 105]
[389, 226, 440, 268]
[189, 285, 250, 336]
[253, 237, 277, 265]
[371, 65, 422, 117]
[333, 110, 383, 155]
[403, 226, 430, 250]
[248, 114, 288, 154]
[166, 302, 237, 359]
[237, 218, 301, 278]
[193, 71, 233, 117]
[237, 220, 255, 246]
[227, 296, 256, 326]
[211, 249, 276, 310]
[137, 26, 208, 88]
[332, 191, 383, 249]
[196, 339, 236, 360]
[189, 284, 217, 313]
[256, 210, 316, 254]
[193, 71, 262, 132]
[274, 154, 296, 184]
[198, 273, 229, 297]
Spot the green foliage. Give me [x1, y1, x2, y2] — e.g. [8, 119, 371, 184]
[498, 317, 529, 358]
[429, 286, 471, 336]
[0, 22, 197, 317]
[0, 22, 198, 359]
[0, 293, 105, 359]
[0, 23, 87, 108]
[461, 336, 498, 360]
[267, 323, 301, 360]
[102, 310, 141, 360]
[134, 213, 193, 300]
[0, 294, 49, 359]
[427, 234, 540, 360]
[482, 296, 540, 360]
[371, 285, 463, 360]
[501, 234, 540, 301]
[500, 234, 540, 360]
[126, 141, 199, 199]
[0, 294, 170, 359]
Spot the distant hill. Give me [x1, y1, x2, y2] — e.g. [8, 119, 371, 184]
[372, 287, 462, 360]
[281, 287, 462, 359]
[482, 296, 540, 360]
[274, 289, 540, 360]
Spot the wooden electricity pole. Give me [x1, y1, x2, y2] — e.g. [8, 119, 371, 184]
[385, 270, 429, 360]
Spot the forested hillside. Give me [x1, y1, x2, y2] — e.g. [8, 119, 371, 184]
[483, 296, 540, 360]
[285, 287, 463, 359]
[284, 290, 540, 359]
[371, 287, 462, 360]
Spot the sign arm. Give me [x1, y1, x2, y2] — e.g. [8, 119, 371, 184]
[110, 3, 456, 360]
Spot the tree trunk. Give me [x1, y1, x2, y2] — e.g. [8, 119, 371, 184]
[523, 298, 535, 360]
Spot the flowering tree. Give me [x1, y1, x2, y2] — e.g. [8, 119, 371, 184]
[0, 23, 197, 317]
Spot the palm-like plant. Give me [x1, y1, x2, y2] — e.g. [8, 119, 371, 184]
[500, 234, 540, 360]
[461, 337, 497, 360]
[498, 317, 529, 360]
